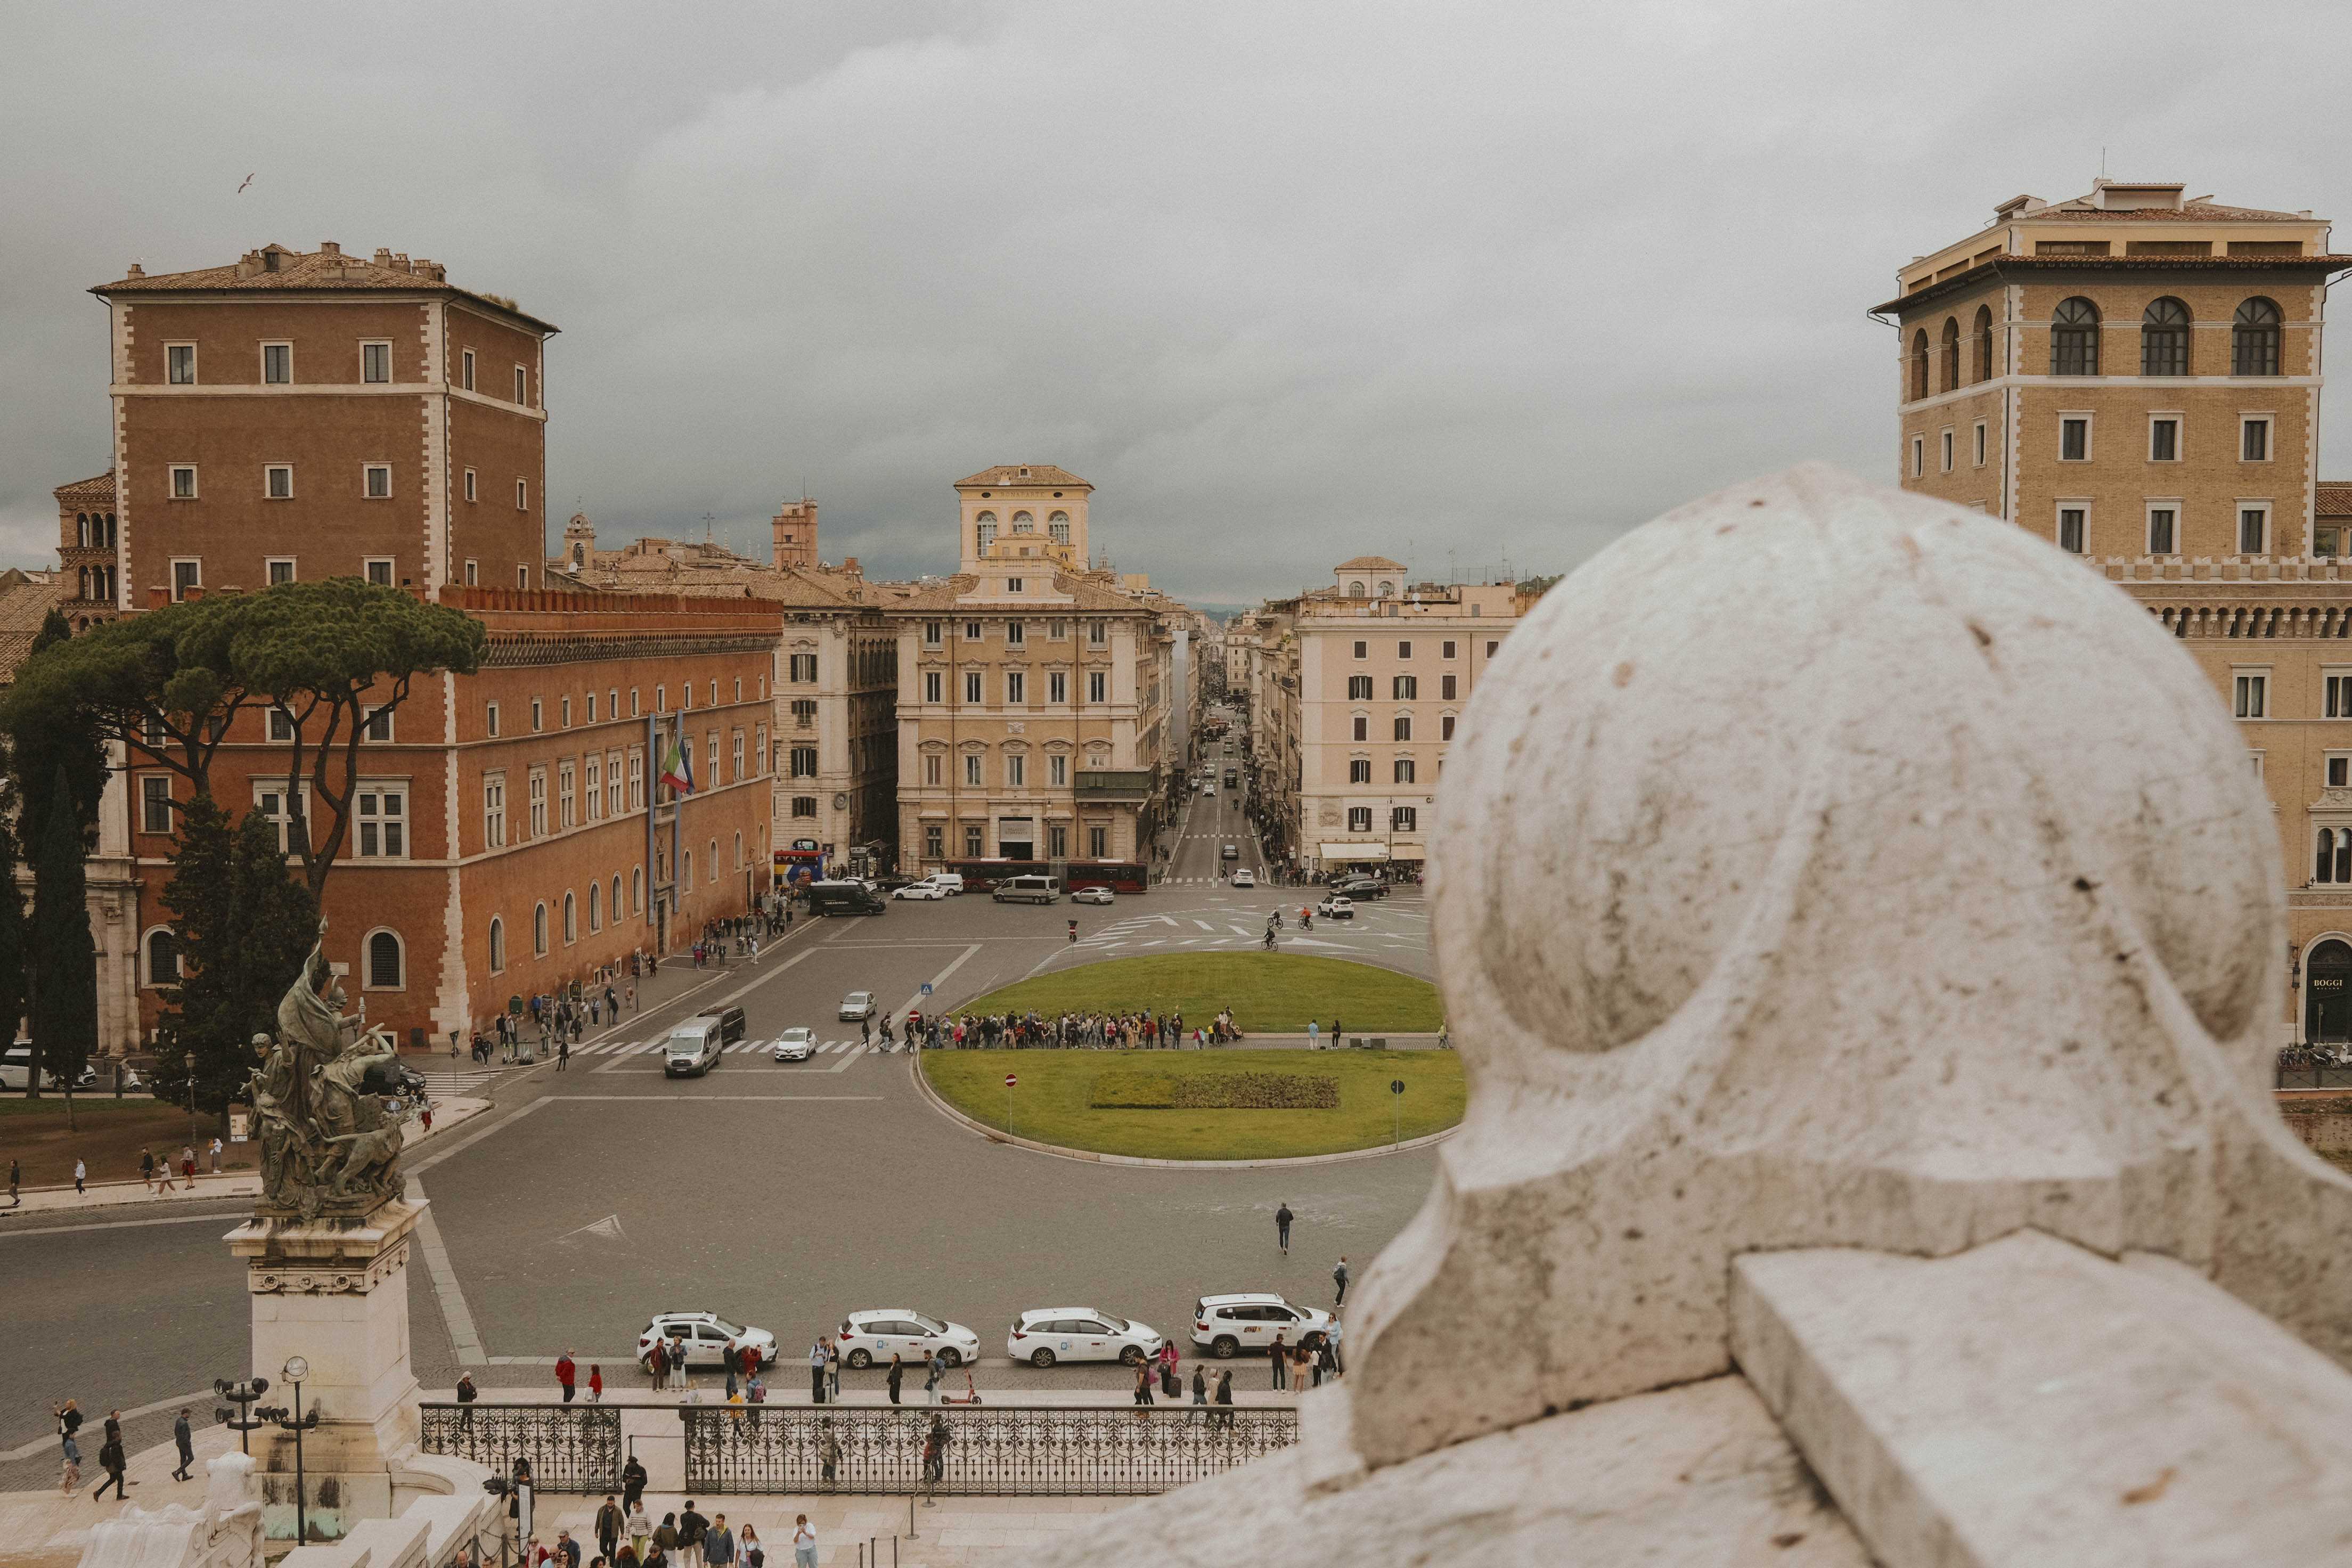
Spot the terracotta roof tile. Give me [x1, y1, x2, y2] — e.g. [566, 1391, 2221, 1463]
[953, 464, 1090, 489]
[93, 243, 556, 333]
[52, 472, 114, 504]
[1334, 555, 1406, 571]
[0, 576, 69, 685]
[2317, 483, 2352, 518]
[2030, 197, 2309, 223]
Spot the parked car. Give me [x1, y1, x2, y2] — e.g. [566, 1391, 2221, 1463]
[1072, 886, 1116, 905]
[1232, 869, 1256, 888]
[1191, 1293, 1334, 1359]
[893, 880, 950, 901]
[836, 1309, 983, 1370]
[637, 1311, 778, 1369]
[1315, 895, 1355, 920]
[1007, 1308, 1165, 1368]
[664, 1016, 724, 1077]
[839, 991, 877, 1022]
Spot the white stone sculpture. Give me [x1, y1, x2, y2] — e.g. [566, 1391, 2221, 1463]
[1036, 464, 2352, 1566]
[77, 1452, 264, 1568]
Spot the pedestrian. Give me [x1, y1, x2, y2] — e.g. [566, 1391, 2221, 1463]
[209, 1137, 223, 1174]
[1275, 1201, 1293, 1255]
[93, 1434, 129, 1501]
[826, 1340, 841, 1402]
[808, 1336, 829, 1404]
[1270, 1330, 1288, 1390]
[1190, 1365, 1207, 1422]
[886, 1354, 904, 1406]
[589, 1363, 603, 1403]
[1334, 1255, 1351, 1306]
[1214, 1369, 1235, 1428]
[652, 1514, 679, 1567]
[596, 1494, 625, 1564]
[1316, 1336, 1337, 1387]
[648, 1339, 669, 1392]
[790, 1516, 817, 1568]
[1132, 1362, 1155, 1406]
[557, 1530, 583, 1568]
[738, 1523, 763, 1568]
[456, 1373, 478, 1420]
[140, 1147, 154, 1187]
[923, 1414, 949, 1485]
[677, 1501, 708, 1568]
[704, 1514, 734, 1568]
[1327, 1316, 1345, 1376]
[7, 1157, 18, 1207]
[622, 1454, 649, 1516]
[180, 1146, 197, 1185]
[172, 1407, 194, 1480]
[557, 1350, 577, 1403]
[558, 1035, 570, 1072]
[924, 1349, 946, 1406]
[819, 1417, 840, 1487]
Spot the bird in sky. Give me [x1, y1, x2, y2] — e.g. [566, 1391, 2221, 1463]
[237, 173, 254, 194]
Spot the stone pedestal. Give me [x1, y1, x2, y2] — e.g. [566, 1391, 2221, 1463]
[223, 1199, 423, 1543]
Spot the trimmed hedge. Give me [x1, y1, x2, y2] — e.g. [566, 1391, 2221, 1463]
[1089, 1072, 1340, 1110]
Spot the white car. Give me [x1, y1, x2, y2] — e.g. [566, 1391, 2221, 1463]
[893, 881, 948, 901]
[835, 1309, 983, 1370]
[638, 1311, 779, 1369]
[1315, 896, 1355, 920]
[1232, 869, 1256, 888]
[1071, 886, 1115, 905]
[772, 1027, 815, 1062]
[839, 991, 876, 1021]
[1191, 1293, 1334, 1359]
[1007, 1308, 1166, 1368]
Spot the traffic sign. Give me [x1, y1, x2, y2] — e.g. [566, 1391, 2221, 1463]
[1391, 1080, 1405, 1095]
[922, 982, 933, 996]
[1006, 1074, 1018, 1089]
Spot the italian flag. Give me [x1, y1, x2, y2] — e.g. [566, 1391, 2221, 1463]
[659, 732, 696, 795]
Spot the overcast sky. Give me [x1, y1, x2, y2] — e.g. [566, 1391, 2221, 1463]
[5, 2, 2349, 605]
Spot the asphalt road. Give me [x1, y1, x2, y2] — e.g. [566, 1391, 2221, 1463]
[0, 720, 1445, 1481]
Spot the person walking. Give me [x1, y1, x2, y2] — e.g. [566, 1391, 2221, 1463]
[923, 1349, 946, 1406]
[1334, 1255, 1351, 1306]
[652, 1513, 679, 1567]
[790, 1516, 817, 1568]
[1275, 1202, 1293, 1255]
[558, 1034, 570, 1072]
[737, 1522, 764, 1568]
[8, 1157, 19, 1206]
[1270, 1330, 1288, 1390]
[886, 1354, 904, 1406]
[92, 1433, 129, 1501]
[1190, 1365, 1208, 1423]
[589, 1363, 604, 1403]
[75, 1158, 85, 1195]
[703, 1514, 735, 1568]
[1132, 1362, 1155, 1407]
[172, 1407, 195, 1481]
[209, 1137, 223, 1174]
[676, 1501, 708, 1568]
[825, 1341, 841, 1403]
[648, 1339, 669, 1392]
[1214, 1369, 1235, 1429]
[807, 1337, 829, 1404]
[622, 1454, 649, 1516]
[595, 1494, 625, 1564]
[557, 1351, 578, 1403]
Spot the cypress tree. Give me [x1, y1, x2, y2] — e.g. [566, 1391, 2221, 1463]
[157, 802, 315, 1117]
[0, 815, 23, 1098]
[29, 763, 96, 1123]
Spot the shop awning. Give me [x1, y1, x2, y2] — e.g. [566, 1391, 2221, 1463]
[1319, 842, 1390, 861]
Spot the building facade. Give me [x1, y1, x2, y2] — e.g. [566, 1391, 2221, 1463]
[54, 472, 121, 631]
[892, 466, 1174, 877]
[1884, 180, 2352, 1044]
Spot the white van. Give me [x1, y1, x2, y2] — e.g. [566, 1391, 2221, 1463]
[992, 873, 1061, 904]
[927, 872, 966, 896]
[664, 1016, 724, 1077]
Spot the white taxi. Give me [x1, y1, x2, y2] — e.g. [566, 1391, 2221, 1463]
[772, 1027, 815, 1062]
[1190, 1293, 1333, 1359]
[637, 1311, 779, 1369]
[1007, 1308, 1165, 1368]
[835, 1309, 983, 1370]
[1231, 868, 1255, 888]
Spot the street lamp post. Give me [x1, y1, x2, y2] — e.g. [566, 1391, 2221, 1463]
[254, 1357, 321, 1543]
[213, 1374, 271, 1455]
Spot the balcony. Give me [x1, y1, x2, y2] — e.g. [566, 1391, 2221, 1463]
[1074, 769, 1154, 803]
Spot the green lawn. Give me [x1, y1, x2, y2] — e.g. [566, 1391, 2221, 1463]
[924, 1048, 1464, 1159]
[954, 953, 1442, 1035]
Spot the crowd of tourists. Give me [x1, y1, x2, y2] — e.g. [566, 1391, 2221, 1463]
[899, 1007, 1250, 1050]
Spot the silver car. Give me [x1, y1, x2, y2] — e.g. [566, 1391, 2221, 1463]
[839, 991, 876, 1021]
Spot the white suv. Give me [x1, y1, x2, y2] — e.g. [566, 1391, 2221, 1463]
[1007, 1308, 1165, 1368]
[836, 1309, 982, 1370]
[1191, 1293, 1334, 1359]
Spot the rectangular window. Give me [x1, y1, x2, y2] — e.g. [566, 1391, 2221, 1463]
[558, 760, 575, 828]
[1088, 621, 1107, 646]
[924, 754, 942, 786]
[517, 479, 529, 510]
[2243, 417, 2272, 462]
[965, 754, 983, 787]
[1393, 715, 1412, 741]
[965, 824, 985, 857]
[1973, 421, 1988, 467]
[2240, 507, 2269, 556]
[1050, 754, 1067, 787]
[463, 468, 477, 502]
[1393, 675, 1417, 699]
[1910, 437, 1924, 478]
[1352, 640, 1367, 659]
[364, 558, 394, 586]
[790, 746, 818, 778]
[2150, 417, 2180, 462]
[1441, 674, 1458, 700]
[1088, 671, 1107, 703]
[483, 774, 507, 848]
[140, 775, 173, 834]
[1008, 754, 1026, 788]
[1352, 715, 1368, 742]
[1049, 619, 1067, 640]
[461, 349, 476, 390]
[1048, 823, 1068, 858]
[961, 619, 984, 642]
[486, 701, 500, 738]
[531, 698, 543, 732]
[628, 749, 644, 810]
[172, 559, 201, 601]
[1049, 671, 1068, 704]
[528, 767, 547, 837]
[362, 704, 393, 742]
[1940, 429, 1954, 472]
[789, 653, 817, 683]
[170, 465, 198, 500]
[924, 620, 943, 647]
[514, 365, 528, 403]
[1348, 806, 1372, 832]
[731, 730, 744, 781]
[364, 464, 391, 499]
[2331, 756, 2351, 789]
[362, 342, 391, 384]
[1392, 806, 1418, 832]
[1442, 715, 1457, 740]
[265, 705, 295, 742]
[355, 787, 406, 859]
[1398, 641, 1413, 659]
[1007, 671, 1026, 704]
[1350, 759, 1371, 783]
[965, 671, 983, 705]
[2060, 418, 2089, 461]
[262, 342, 291, 384]
[167, 344, 197, 385]
[253, 786, 304, 854]
[1089, 826, 1108, 859]
[2328, 675, 2352, 718]
[607, 751, 624, 816]
[791, 795, 818, 819]
[2235, 672, 2268, 719]
[2147, 508, 2177, 556]
[925, 824, 945, 859]
[924, 671, 943, 704]
[265, 464, 293, 499]
[1349, 675, 1373, 700]
[1486, 640, 1499, 657]
[2058, 508, 2086, 554]
[585, 755, 602, 820]
[560, 696, 572, 728]
[1394, 758, 1416, 783]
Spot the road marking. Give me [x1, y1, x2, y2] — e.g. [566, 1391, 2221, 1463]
[1193, 920, 1215, 931]
[826, 1044, 869, 1073]
[544, 1095, 885, 1102]
[0, 1209, 244, 1240]
[893, 942, 981, 1020]
[407, 1097, 551, 1176]
[407, 1174, 487, 1365]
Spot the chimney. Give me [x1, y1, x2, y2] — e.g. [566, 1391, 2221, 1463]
[843, 556, 863, 578]
[373, 248, 392, 266]
[319, 241, 341, 256]
[127, 263, 145, 279]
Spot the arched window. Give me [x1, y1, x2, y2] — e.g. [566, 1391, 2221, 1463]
[2050, 298, 2100, 375]
[612, 875, 624, 925]
[1909, 329, 1929, 399]
[144, 927, 179, 986]
[2140, 298, 2191, 377]
[562, 892, 576, 943]
[1346, 581, 1366, 598]
[1012, 511, 1034, 533]
[975, 512, 997, 552]
[106, 513, 117, 545]
[1049, 511, 1070, 545]
[1940, 317, 1960, 391]
[2233, 297, 2282, 375]
[708, 839, 718, 881]
[365, 929, 404, 990]
[75, 513, 88, 548]
[1377, 581, 1395, 597]
[489, 917, 506, 973]
[682, 852, 692, 893]
[588, 881, 602, 932]
[733, 830, 744, 869]
[632, 867, 643, 913]
[534, 902, 549, 957]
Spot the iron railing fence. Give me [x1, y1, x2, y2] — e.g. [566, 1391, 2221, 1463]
[2274, 1060, 2352, 1090]
[681, 1403, 1296, 1496]
[419, 1402, 623, 1493]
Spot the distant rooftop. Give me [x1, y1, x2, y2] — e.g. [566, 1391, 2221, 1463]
[93, 242, 556, 333]
[955, 464, 1090, 489]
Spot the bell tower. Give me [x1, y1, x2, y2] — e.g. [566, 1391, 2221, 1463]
[772, 499, 818, 570]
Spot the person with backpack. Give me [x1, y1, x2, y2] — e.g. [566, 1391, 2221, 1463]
[1334, 1255, 1351, 1306]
